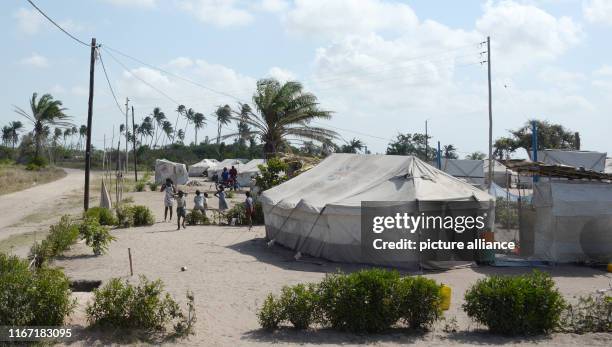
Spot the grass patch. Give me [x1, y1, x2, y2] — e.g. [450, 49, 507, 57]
[0, 164, 66, 195]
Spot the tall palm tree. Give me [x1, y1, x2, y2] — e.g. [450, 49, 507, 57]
[161, 120, 173, 146]
[14, 93, 71, 157]
[70, 126, 77, 149]
[139, 116, 154, 147]
[6, 121, 24, 149]
[62, 128, 71, 148]
[177, 129, 185, 144]
[192, 112, 206, 145]
[1, 126, 11, 146]
[79, 125, 87, 151]
[341, 138, 364, 153]
[237, 104, 251, 146]
[215, 105, 231, 145]
[228, 79, 337, 157]
[173, 104, 185, 144]
[443, 144, 458, 159]
[182, 108, 195, 144]
[151, 107, 166, 148]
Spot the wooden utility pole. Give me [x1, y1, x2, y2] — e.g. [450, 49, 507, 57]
[424, 119, 429, 162]
[124, 97, 130, 174]
[131, 106, 138, 181]
[84, 37, 96, 211]
[486, 36, 493, 189]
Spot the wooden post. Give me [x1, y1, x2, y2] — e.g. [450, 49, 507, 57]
[128, 248, 133, 276]
[131, 106, 138, 182]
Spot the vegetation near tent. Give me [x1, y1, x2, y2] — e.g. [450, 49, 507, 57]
[386, 132, 438, 160]
[493, 120, 580, 159]
[465, 151, 486, 160]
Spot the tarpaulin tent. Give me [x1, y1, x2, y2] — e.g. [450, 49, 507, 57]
[606, 158, 612, 174]
[434, 159, 485, 187]
[236, 159, 265, 187]
[188, 159, 218, 177]
[261, 154, 494, 269]
[155, 159, 188, 185]
[535, 149, 607, 172]
[484, 159, 515, 188]
[523, 180, 612, 262]
[207, 159, 247, 178]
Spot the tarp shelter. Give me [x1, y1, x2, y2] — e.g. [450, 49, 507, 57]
[484, 160, 515, 188]
[261, 154, 495, 269]
[535, 149, 607, 172]
[236, 159, 265, 187]
[155, 159, 188, 185]
[523, 180, 612, 263]
[606, 158, 612, 174]
[208, 159, 247, 178]
[434, 159, 485, 187]
[188, 159, 218, 177]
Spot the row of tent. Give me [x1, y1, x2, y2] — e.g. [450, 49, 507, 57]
[155, 158, 266, 187]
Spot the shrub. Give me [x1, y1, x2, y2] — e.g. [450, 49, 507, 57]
[29, 215, 79, 267]
[318, 269, 400, 333]
[225, 201, 264, 225]
[85, 206, 118, 226]
[395, 276, 443, 330]
[258, 293, 284, 330]
[25, 156, 48, 170]
[0, 253, 75, 326]
[562, 293, 612, 333]
[86, 276, 194, 335]
[135, 181, 146, 192]
[279, 283, 319, 329]
[148, 182, 158, 191]
[132, 205, 155, 226]
[255, 157, 288, 191]
[79, 217, 116, 255]
[115, 204, 135, 228]
[186, 210, 210, 225]
[463, 270, 565, 335]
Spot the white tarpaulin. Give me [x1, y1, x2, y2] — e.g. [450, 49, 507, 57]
[484, 160, 515, 188]
[188, 159, 218, 177]
[606, 158, 612, 174]
[155, 159, 188, 185]
[236, 159, 265, 187]
[536, 150, 607, 172]
[207, 158, 247, 177]
[262, 153, 494, 269]
[526, 180, 612, 262]
[434, 159, 485, 187]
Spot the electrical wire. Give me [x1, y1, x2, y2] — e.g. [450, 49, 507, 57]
[98, 50, 125, 117]
[25, 0, 91, 47]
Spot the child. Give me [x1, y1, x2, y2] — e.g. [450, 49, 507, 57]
[176, 190, 187, 230]
[160, 178, 175, 222]
[193, 190, 208, 215]
[245, 191, 254, 230]
[214, 185, 229, 213]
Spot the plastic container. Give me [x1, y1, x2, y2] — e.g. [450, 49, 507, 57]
[607, 263, 612, 273]
[440, 284, 451, 310]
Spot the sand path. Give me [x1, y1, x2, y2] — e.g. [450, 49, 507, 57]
[0, 168, 83, 240]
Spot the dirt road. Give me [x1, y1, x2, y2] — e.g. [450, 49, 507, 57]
[0, 168, 84, 241]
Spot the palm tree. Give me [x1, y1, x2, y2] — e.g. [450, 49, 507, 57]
[79, 125, 87, 151]
[228, 79, 337, 157]
[183, 108, 195, 144]
[151, 107, 166, 148]
[5, 121, 24, 149]
[443, 144, 458, 159]
[14, 93, 71, 157]
[192, 112, 206, 145]
[173, 104, 185, 144]
[161, 120, 173, 146]
[70, 126, 77, 149]
[139, 116, 154, 146]
[1, 126, 11, 146]
[215, 105, 231, 145]
[237, 104, 251, 146]
[341, 138, 364, 153]
[177, 129, 185, 144]
[62, 128, 71, 148]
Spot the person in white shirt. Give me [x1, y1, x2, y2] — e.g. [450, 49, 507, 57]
[176, 190, 187, 230]
[193, 190, 208, 217]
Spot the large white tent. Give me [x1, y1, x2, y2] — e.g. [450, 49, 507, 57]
[155, 159, 188, 185]
[236, 159, 265, 187]
[188, 159, 218, 177]
[433, 159, 485, 187]
[536, 149, 607, 172]
[523, 180, 612, 262]
[207, 159, 247, 177]
[261, 154, 494, 269]
[606, 158, 612, 174]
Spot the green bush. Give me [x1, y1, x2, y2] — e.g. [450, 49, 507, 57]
[0, 253, 75, 326]
[25, 156, 48, 170]
[186, 210, 210, 225]
[85, 206, 118, 226]
[115, 204, 135, 228]
[463, 270, 565, 335]
[395, 276, 442, 330]
[225, 201, 264, 225]
[318, 269, 400, 333]
[29, 215, 79, 267]
[132, 205, 155, 226]
[562, 293, 612, 333]
[148, 182, 158, 191]
[86, 276, 194, 335]
[79, 217, 116, 255]
[279, 283, 319, 329]
[257, 293, 284, 330]
[134, 181, 146, 192]
[495, 197, 519, 229]
[255, 157, 288, 191]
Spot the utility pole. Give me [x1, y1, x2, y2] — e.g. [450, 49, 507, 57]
[425, 119, 429, 162]
[486, 36, 493, 189]
[124, 97, 130, 174]
[84, 37, 96, 211]
[131, 106, 138, 181]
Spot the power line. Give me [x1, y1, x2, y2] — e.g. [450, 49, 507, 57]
[97, 50, 125, 117]
[25, 0, 90, 47]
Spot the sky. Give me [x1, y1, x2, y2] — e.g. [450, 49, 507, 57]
[1, 0, 611, 157]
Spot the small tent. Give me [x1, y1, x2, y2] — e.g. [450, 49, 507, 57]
[262, 154, 494, 269]
[207, 158, 247, 177]
[188, 159, 218, 177]
[155, 159, 188, 185]
[605, 158, 612, 174]
[236, 159, 265, 187]
[536, 149, 607, 172]
[433, 159, 485, 187]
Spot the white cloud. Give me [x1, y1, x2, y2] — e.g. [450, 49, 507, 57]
[267, 67, 296, 83]
[284, 0, 418, 39]
[71, 86, 89, 96]
[594, 64, 612, 77]
[20, 53, 49, 68]
[260, 0, 289, 13]
[167, 57, 195, 69]
[103, 0, 157, 8]
[13, 8, 44, 34]
[179, 0, 253, 27]
[583, 0, 612, 25]
[537, 66, 585, 90]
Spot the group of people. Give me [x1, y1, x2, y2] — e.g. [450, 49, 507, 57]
[213, 166, 240, 191]
[160, 178, 254, 230]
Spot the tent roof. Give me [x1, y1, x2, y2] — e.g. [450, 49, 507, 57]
[435, 159, 484, 178]
[261, 154, 493, 210]
[190, 159, 218, 168]
[534, 149, 607, 172]
[239, 159, 265, 174]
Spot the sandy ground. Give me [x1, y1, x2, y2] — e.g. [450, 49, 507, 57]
[34, 189, 610, 347]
